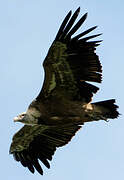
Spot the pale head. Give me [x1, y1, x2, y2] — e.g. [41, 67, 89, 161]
[13, 112, 27, 123]
[13, 109, 40, 125]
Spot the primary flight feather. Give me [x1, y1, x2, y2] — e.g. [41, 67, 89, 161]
[10, 7, 119, 175]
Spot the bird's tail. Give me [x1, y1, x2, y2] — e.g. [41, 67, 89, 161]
[85, 99, 119, 122]
[93, 99, 119, 121]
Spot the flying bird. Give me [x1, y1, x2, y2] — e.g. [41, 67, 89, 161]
[10, 7, 119, 175]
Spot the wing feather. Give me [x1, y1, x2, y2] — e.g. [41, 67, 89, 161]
[66, 13, 87, 39]
[59, 7, 80, 40]
[55, 10, 72, 41]
[10, 124, 81, 175]
[37, 7, 102, 102]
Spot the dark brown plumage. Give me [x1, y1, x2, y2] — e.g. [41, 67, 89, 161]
[10, 7, 119, 175]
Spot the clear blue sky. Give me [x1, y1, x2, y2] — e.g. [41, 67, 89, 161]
[1, 0, 124, 179]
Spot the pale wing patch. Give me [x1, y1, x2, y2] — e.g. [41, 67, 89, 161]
[47, 73, 56, 94]
[43, 42, 78, 97]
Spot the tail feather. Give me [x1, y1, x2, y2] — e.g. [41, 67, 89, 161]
[93, 99, 119, 119]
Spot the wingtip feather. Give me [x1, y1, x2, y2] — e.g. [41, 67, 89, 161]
[76, 7, 80, 14]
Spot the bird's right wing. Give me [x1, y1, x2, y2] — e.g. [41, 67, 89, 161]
[10, 124, 81, 175]
[37, 7, 102, 103]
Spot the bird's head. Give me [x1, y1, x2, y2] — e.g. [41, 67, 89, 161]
[13, 109, 40, 125]
[13, 112, 27, 124]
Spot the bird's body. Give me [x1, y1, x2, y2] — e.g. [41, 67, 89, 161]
[10, 7, 119, 175]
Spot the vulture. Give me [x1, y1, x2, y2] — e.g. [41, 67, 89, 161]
[10, 7, 119, 175]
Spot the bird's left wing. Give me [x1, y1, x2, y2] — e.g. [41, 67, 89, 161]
[10, 124, 81, 175]
[37, 7, 102, 102]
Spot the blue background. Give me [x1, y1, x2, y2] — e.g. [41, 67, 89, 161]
[1, 0, 124, 179]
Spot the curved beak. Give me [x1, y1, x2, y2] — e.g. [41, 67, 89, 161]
[13, 116, 19, 122]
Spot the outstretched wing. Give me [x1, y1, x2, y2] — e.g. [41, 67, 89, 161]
[10, 124, 81, 175]
[37, 7, 102, 103]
